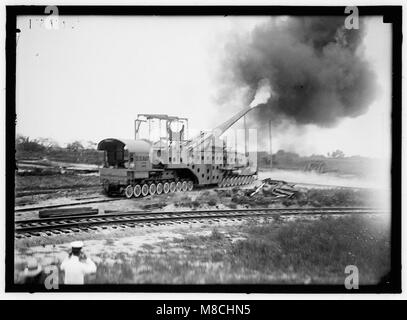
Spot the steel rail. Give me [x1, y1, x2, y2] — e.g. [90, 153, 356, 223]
[15, 207, 388, 237]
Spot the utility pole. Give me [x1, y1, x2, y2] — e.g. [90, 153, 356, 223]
[244, 115, 248, 157]
[234, 129, 238, 165]
[269, 120, 272, 168]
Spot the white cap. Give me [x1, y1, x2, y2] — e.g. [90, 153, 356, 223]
[71, 241, 84, 249]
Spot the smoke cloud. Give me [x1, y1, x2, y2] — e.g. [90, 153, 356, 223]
[222, 16, 377, 128]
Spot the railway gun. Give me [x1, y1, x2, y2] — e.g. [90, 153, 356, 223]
[97, 105, 258, 198]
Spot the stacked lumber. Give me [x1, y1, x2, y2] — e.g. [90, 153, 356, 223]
[39, 207, 98, 218]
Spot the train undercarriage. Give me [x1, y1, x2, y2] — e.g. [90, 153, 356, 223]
[103, 173, 257, 199]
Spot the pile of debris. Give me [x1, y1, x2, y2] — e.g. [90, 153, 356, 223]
[249, 178, 298, 199]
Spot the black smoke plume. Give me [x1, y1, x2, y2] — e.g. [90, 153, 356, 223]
[222, 16, 377, 128]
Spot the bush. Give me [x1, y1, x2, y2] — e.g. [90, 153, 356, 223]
[209, 228, 224, 241]
[191, 201, 201, 209]
[16, 135, 46, 152]
[282, 188, 371, 207]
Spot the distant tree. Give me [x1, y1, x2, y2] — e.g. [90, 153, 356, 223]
[85, 140, 97, 150]
[38, 137, 60, 150]
[273, 150, 301, 165]
[16, 134, 46, 152]
[309, 154, 326, 160]
[16, 134, 28, 146]
[331, 149, 345, 158]
[66, 141, 84, 151]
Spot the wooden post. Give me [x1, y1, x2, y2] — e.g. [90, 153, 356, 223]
[269, 120, 272, 168]
[235, 129, 237, 165]
[244, 115, 248, 157]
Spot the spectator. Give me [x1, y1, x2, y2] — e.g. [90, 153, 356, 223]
[60, 241, 97, 284]
[22, 258, 46, 285]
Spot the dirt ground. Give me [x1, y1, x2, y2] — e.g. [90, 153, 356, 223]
[16, 169, 387, 220]
[14, 169, 391, 286]
[14, 213, 391, 285]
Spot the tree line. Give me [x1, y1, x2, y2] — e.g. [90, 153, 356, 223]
[16, 135, 97, 152]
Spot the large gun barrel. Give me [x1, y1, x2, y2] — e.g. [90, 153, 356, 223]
[186, 105, 255, 151]
[213, 105, 253, 137]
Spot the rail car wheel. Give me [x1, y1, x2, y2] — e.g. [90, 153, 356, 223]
[169, 181, 176, 193]
[237, 177, 242, 185]
[149, 183, 157, 195]
[141, 184, 149, 197]
[181, 181, 188, 192]
[187, 180, 194, 191]
[156, 183, 163, 195]
[125, 185, 134, 198]
[176, 181, 182, 192]
[163, 182, 170, 194]
[134, 184, 142, 197]
[226, 178, 231, 187]
[232, 177, 238, 186]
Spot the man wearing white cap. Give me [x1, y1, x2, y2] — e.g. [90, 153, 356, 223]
[22, 258, 45, 284]
[60, 241, 97, 284]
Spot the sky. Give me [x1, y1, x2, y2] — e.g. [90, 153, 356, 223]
[16, 15, 391, 158]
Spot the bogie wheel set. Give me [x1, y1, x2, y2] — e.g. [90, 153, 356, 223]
[124, 180, 195, 198]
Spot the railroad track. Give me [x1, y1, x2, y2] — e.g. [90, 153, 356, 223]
[15, 207, 387, 239]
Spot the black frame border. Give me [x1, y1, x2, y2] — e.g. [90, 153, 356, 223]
[5, 5, 402, 293]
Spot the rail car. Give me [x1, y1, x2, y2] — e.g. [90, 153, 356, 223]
[97, 106, 258, 198]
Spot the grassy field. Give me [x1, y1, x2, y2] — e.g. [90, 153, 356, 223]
[223, 187, 376, 208]
[82, 214, 390, 284]
[15, 174, 100, 191]
[280, 188, 377, 207]
[228, 216, 390, 284]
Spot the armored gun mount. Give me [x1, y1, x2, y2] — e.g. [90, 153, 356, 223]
[97, 104, 259, 198]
